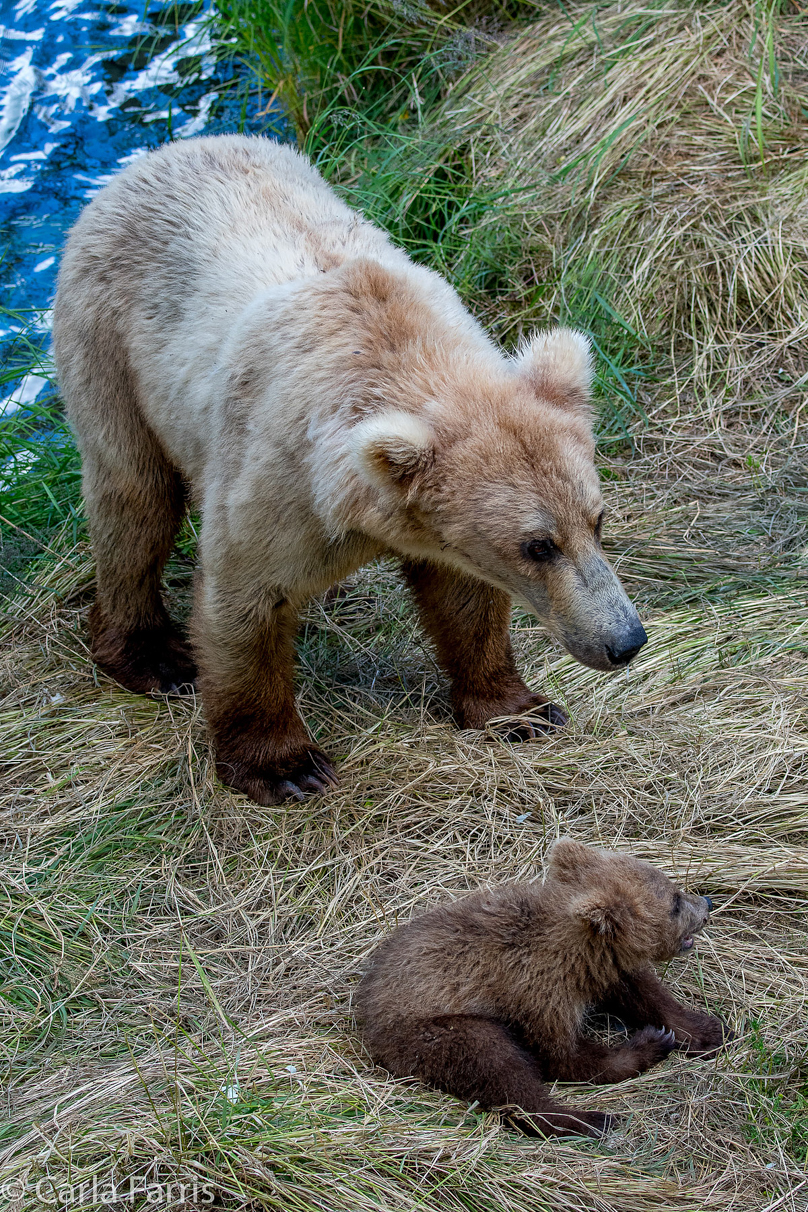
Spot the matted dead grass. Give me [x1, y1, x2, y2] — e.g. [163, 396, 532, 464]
[2, 415, 808, 1209]
[2, 1, 808, 1208]
[435, 0, 808, 415]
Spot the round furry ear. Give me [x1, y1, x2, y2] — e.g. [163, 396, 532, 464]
[352, 410, 435, 489]
[572, 891, 630, 939]
[516, 327, 594, 414]
[548, 838, 600, 883]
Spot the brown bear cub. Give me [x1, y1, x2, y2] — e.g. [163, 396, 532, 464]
[356, 840, 729, 1137]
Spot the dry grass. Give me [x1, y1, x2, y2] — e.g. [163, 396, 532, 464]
[2, 1, 808, 1208]
[2, 466, 808, 1208]
[436, 0, 808, 410]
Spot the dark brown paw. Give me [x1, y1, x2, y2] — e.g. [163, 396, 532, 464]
[492, 700, 568, 742]
[215, 746, 339, 806]
[457, 689, 568, 738]
[629, 1025, 677, 1068]
[677, 1014, 733, 1057]
[510, 1108, 616, 1139]
[89, 606, 197, 695]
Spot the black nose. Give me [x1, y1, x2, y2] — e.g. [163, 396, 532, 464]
[605, 624, 648, 667]
[703, 895, 713, 912]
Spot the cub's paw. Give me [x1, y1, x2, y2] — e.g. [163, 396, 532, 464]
[677, 1014, 733, 1057]
[513, 1108, 617, 1139]
[90, 609, 197, 695]
[629, 1026, 677, 1068]
[216, 746, 339, 806]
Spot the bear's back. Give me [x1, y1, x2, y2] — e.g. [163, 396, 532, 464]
[57, 135, 400, 322]
[356, 883, 550, 1034]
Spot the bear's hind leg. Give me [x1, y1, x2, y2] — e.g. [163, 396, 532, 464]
[57, 305, 197, 697]
[372, 1014, 613, 1138]
[401, 561, 566, 737]
[193, 579, 337, 805]
[84, 446, 196, 696]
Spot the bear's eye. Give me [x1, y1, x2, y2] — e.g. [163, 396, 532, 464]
[523, 538, 558, 563]
[671, 893, 682, 916]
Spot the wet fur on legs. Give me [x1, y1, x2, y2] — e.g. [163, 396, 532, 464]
[193, 584, 337, 804]
[401, 560, 567, 736]
[75, 349, 197, 695]
[89, 605, 197, 695]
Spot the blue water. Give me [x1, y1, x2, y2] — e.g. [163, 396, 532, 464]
[0, 0, 285, 414]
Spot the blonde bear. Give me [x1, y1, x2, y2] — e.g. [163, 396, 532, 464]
[54, 135, 646, 805]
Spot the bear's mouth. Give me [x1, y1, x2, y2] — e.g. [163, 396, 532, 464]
[680, 936, 695, 952]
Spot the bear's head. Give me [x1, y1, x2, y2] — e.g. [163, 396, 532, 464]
[352, 327, 645, 672]
[547, 839, 712, 966]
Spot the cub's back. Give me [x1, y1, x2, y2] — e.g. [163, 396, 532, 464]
[357, 884, 544, 1030]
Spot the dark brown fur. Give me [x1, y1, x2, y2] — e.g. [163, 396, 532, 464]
[78, 331, 197, 695]
[401, 561, 567, 735]
[356, 841, 731, 1138]
[192, 587, 338, 802]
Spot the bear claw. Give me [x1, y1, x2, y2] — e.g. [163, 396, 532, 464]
[217, 747, 339, 806]
[89, 608, 198, 696]
[493, 701, 569, 742]
[630, 1025, 678, 1066]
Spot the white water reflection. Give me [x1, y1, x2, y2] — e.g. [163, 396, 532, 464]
[0, 0, 284, 414]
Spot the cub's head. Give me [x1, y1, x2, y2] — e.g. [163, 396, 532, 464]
[352, 328, 645, 672]
[547, 839, 712, 965]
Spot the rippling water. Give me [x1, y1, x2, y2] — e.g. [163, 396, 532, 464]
[0, 0, 283, 413]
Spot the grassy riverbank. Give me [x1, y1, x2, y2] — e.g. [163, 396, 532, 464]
[2, 2, 808, 1209]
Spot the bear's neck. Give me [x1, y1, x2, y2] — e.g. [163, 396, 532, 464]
[536, 898, 632, 1000]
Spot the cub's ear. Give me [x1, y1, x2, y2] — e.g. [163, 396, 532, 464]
[548, 838, 600, 884]
[516, 327, 594, 415]
[572, 891, 632, 939]
[352, 410, 435, 489]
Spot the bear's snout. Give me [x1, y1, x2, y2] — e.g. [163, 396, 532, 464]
[605, 619, 648, 667]
[673, 892, 712, 956]
[536, 553, 649, 674]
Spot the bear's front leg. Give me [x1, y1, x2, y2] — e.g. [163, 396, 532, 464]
[598, 966, 732, 1058]
[193, 578, 337, 805]
[545, 1029, 677, 1084]
[401, 560, 567, 738]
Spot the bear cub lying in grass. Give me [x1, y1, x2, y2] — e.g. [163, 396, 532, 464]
[357, 840, 731, 1137]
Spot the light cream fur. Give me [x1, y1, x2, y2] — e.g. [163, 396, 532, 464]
[53, 135, 645, 796]
[517, 328, 595, 411]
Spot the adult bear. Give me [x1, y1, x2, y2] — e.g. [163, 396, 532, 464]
[53, 135, 646, 805]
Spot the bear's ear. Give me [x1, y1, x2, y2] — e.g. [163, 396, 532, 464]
[516, 327, 594, 414]
[548, 838, 600, 884]
[352, 409, 435, 490]
[572, 891, 632, 939]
